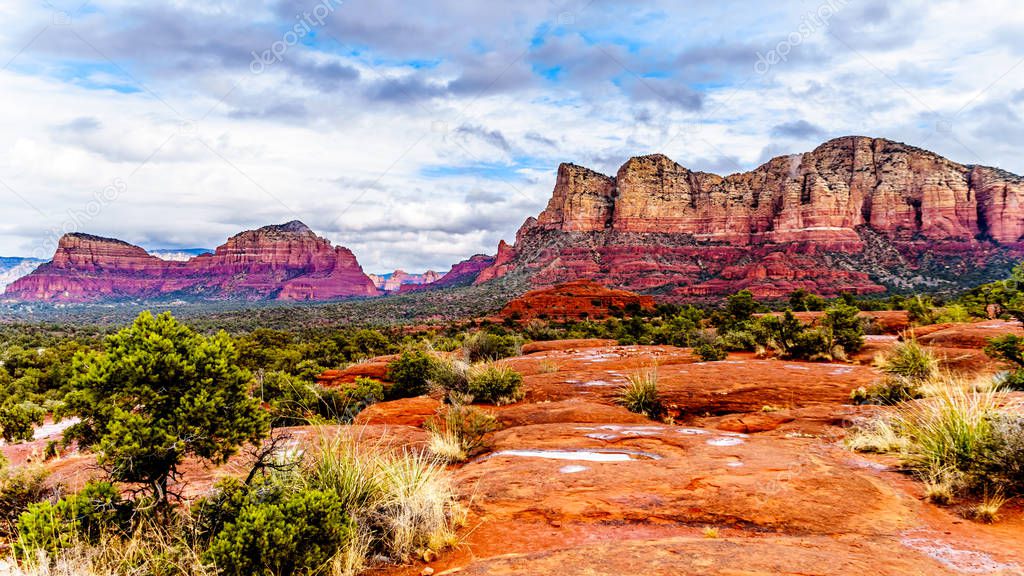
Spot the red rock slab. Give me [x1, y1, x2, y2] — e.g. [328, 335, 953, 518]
[520, 339, 619, 354]
[354, 397, 442, 427]
[917, 320, 1024, 349]
[713, 411, 795, 433]
[318, 357, 397, 387]
[419, 534, 1007, 576]
[493, 399, 648, 428]
[466, 423, 913, 534]
[531, 357, 878, 417]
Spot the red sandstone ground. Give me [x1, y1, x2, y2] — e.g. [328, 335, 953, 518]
[6, 322, 1024, 575]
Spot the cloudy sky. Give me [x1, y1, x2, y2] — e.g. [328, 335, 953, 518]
[0, 0, 1022, 273]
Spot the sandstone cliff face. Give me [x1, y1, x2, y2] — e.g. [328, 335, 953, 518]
[5, 221, 379, 302]
[477, 136, 1024, 298]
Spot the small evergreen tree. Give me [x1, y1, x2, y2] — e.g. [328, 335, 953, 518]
[63, 311, 269, 506]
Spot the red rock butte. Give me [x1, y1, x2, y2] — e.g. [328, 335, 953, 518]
[499, 279, 655, 321]
[476, 136, 1024, 298]
[4, 221, 380, 302]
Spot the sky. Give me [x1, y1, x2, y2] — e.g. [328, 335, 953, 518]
[0, 0, 1023, 273]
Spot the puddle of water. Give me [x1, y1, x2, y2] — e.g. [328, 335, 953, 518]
[559, 465, 589, 474]
[488, 449, 661, 462]
[718, 431, 749, 438]
[847, 458, 890, 471]
[707, 437, 745, 447]
[580, 380, 615, 386]
[783, 365, 810, 371]
[585, 433, 620, 441]
[596, 425, 663, 434]
[727, 461, 744, 468]
[677, 428, 709, 435]
[901, 536, 1020, 574]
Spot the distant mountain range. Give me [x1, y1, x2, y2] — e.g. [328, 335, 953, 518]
[6, 136, 1024, 303]
[0, 257, 44, 292]
[2, 222, 489, 302]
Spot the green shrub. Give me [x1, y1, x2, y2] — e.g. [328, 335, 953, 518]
[713, 290, 761, 331]
[15, 481, 128, 556]
[63, 311, 268, 506]
[206, 487, 355, 576]
[462, 332, 520, 362]
[260, 371, 319, 427]
[879, 340, 938, 383]
[851, 377, 924, 405]
[751, 311, 804, 356]
[977, 413, 1024, 495]
[429, 358, 471, 403]
[0, 400, 46, 443]
[823, 303, 865, 353]
[984, 335, 1024, 390]
[695, 340, 727, 361]
[0, 464, 53, 540]
[906, 295, 936, 325]
[301, 436, 460, 563]
[789, 327, 833, 361]
[386, 350, 436, 399]
[789, 289, 825, 312]
[348, 377, 385, 404]
[466, 363, 524, 405]
[617, 369, 662, 419]
[846, 381, 1019, 500]
[425, 405, 500, 462]
[718, 329, 757, 352]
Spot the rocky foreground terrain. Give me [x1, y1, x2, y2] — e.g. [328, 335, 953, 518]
[478, 136, 1024, 298]
[10, 316, 1024, 575]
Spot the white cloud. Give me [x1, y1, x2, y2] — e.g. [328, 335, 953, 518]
[0, 0, 1022, 273]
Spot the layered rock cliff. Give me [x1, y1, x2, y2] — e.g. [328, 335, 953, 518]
[5, 221, 379, 302]
[477, 136, 1024, 297]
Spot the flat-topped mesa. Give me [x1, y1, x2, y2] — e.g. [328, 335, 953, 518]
[527, 137, 1002, 245]
[479, 136, 1024, 297]
[50, 233, 169, 272]
[5, 221, 379, 302]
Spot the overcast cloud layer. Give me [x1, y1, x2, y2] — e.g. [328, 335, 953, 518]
[1, 0, 1023, 272]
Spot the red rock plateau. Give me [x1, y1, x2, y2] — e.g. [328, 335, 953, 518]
[13, 323, 1024, 575]
[477, 136, 1024, 299]
[498, 279, 655, 321]
[4, 221, 380, 302]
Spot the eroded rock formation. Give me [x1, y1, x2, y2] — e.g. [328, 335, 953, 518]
[477, 136, 1024, 297]
[5, 221, 379, 302]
